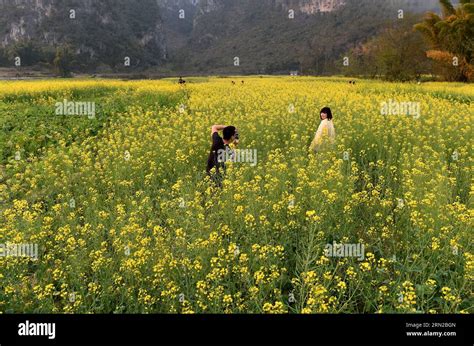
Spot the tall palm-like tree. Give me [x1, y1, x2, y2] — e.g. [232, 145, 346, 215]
[415, 0, 474, 81]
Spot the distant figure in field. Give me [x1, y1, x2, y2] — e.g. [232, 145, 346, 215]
[232, 81, 236, 85]
[241, 80, 244, 84]
[310, 107, 336, 153]
[178, 76, 186, 85]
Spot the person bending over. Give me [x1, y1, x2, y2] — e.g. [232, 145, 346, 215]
[206, 125, 239, 186]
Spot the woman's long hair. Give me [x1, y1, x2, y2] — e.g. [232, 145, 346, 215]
[320, 107, 333, 120]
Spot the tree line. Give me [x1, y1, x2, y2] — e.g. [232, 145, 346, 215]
[344, 0, 473, 82]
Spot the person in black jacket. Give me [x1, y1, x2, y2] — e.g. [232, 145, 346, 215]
[206, 125, 239, 186]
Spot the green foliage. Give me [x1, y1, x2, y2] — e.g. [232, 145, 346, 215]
[344, 16, 430, 81]
[415, 0, 474, 81]
[53, 46, 74, 77]
[6, 41, 44, 66]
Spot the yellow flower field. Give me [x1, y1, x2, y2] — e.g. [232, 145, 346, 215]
[0, 76, 472, 313]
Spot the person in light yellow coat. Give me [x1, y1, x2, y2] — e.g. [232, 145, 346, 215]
[310, 107, 335, 153]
